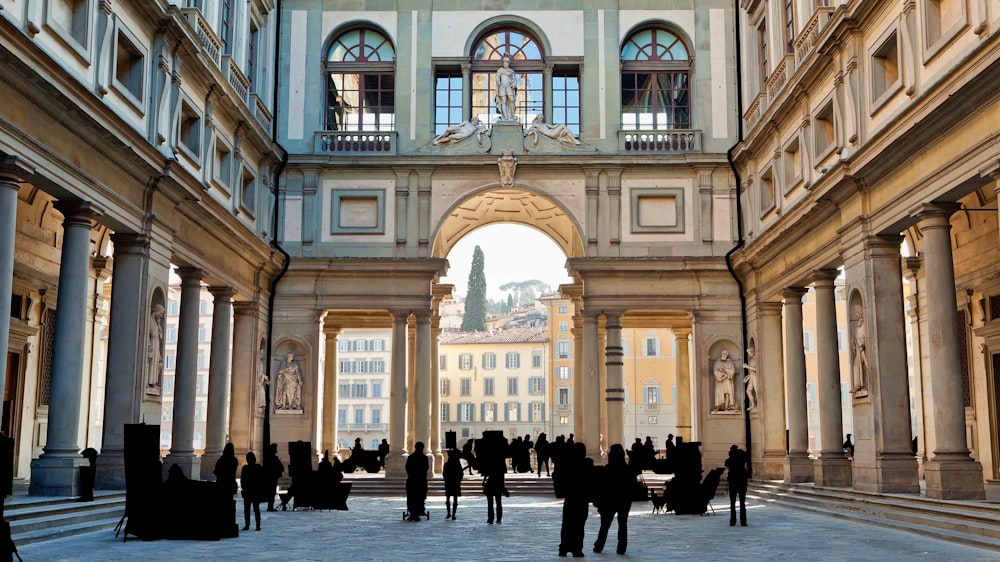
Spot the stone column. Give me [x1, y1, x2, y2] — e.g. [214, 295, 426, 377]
[812, 270, 851, 486]
[581, 311, 601, 458]
[96, 234, 150, 489]
[915, 204, 985, 499]
[782, 287, 813, 482]
[162, 267, 204, 479]
[758, 302, 787, 480]
[674, 328, 692, 443]
[414, 313, 432, 464]
[853, 236, 919, 493]
[322, 321, 341, 456]
[30, 201, 100, 496]
[407, 318, 416, 452]
[386, 312, 409, 475]
[604, 312, 625, 449]
[902, 257, 927, 473]
[0, 161, 29, 418]
[572, 312, 584, 436]
[228, 302, 258, 458]
[430, 315, 443, 471]
[200, 286, 234, 480]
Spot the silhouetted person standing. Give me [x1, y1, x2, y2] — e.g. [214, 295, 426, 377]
[843, 434, 855, 460]
[405, 442, 429, 521]
[240, 452, 265, 531]
[462, 439, 476, 474]
[664, 434, 676, 459]
[378, 438, 390, 470]
[535, 433, 551, 476]
[483, 452, 506, 524]
[725, 445, 749, 526]
[555, 441, 591, 557]
[443, 449, 463, 520]
[264, 443, 284, 511]
[215, 443, 238, 496]
[593, 444, 637, 555]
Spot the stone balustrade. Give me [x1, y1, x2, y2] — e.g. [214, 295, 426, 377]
[318, 132, 395, 153]
[620, 130, 700, 152]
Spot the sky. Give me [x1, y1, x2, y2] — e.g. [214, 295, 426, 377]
[440, 224, 573, 301]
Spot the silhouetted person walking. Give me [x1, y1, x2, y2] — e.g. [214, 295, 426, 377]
[240, 452, 265, 531]
[443, 449, 463, 520]
[664, 434, 676, 459]
[405, 442, 429, 521]
[264, 443, 284, 511]
[593, 444, 637, 554]
[214, 443, 238, 496]
[535, 433, 551, 476]
[555, 441, 591, 557]
[462, 439, 476, 475]
[725, 445, 749, 526]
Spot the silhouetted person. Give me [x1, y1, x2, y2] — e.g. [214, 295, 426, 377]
[843, 434, 855, 460]
[535, 433, 551, 476]
[79, 447, 98, 502]
[443, 449, 463, 520]
[911, 436, 918, 457]
[461, 439, 476, 475]
[555, 441, 591, 557]
[240, 452, 265, 531]
[725, 445, 749, 526]
[664, 434, 676, 458]
[263, 443, 284, 511]
[214, 443, 238, 496]
[642, 436, 655, 468]
[593, 444, 637, 555]
[482, 451, 507, 524]
[405, 442, 429, 521]
[378, 439, 390, 469]
[318, 450, 334, 478]
[629, 438, 643, 465]
[567, 433, 575, 445]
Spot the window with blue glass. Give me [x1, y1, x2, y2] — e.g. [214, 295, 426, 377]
[325, 28, 395, 131]
[621, 28, 691, 130]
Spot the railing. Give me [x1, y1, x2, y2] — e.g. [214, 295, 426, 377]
[794, 7, 835, 66]
[620, 130, 701, 152]
[743, 91, 764, 132]
[222, 55, 249, 103]
[181, 8, 222, 67]
[317, 131, 396, 153]
[251, 93, 273, 133]
[343, 423, 388, 431]
[766, 54, 793, 102]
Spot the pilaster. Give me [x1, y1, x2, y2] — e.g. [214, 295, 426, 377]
[673, 328, 692, 443]
[757, 301, 786, 480]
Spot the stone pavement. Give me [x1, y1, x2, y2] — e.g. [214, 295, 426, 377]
[16, 494, 1000, 561]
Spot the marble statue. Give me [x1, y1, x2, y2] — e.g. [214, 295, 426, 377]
[498, 149, 517, 187]
[712, 350, 739, 412]
[851, 304, 869, 391]
[742, 348, 759, 411]
[275, 352, 303, 411]
[494, 55, 519, 121]
[256, 349, 269, 415]
[524, 115, 581, 145]
[146, 304, 166, 392]
[432, 117, 491, 145]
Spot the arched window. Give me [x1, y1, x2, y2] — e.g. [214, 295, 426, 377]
[470, 28, 544, 126]
[621, 28, 691, 130]
[324, 27, 395, 131]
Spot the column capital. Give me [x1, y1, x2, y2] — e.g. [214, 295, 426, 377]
[864, 234, 904, 254]
[174, 266, 205, 284]
[53, 200, 103, 225]
[602, 310, 624, 326]
[758, 301, 783, 316]
[912, 202, 962, 228]
[811, 268, 840, 286]
[673, 327, 692, 340]
[781, 287, 809, 301]
[0, 155, 35, 183]
[232, 301, 259, 317]
[207, 286, 236, 301]
[902, 256, 922, 280]
[109, 232, 150, 252]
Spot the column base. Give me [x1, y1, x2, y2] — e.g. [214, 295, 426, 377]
[757, 450, 785, 480]
[853, 454, 919, 494]
[384, 452, 407, 477]
[29, 454, 89, 496]
[94, 451, 127, 490]
[432, 452, 444, 474]
[162, 453, 202, 481]
[200, 452, 222, 481]
[783, 454, 814, 483]
[813, 455, 852, 486]
[924, 459, 985, 500]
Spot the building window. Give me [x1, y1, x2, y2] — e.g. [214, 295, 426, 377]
[507, 377, 518, 396]
[195, 402, 205, 422]
[371, 407, 381, 424]
[621, 28, 691, 130]
[782, 136, 801, 191]
[506, 352, 521, 369]
[923, 0, 964, 52]
[528, 401, 544, 422]
[484, 377, 495, 396]
[372, 382, 382, 398]
[372, 360, 385, 373]
[814, 101, 835, 161]
[196, 352, 206, 370]
[338, 408, 347, 424]
[167, 301, 179, 316]
[528, 377, 544, 395]
[247, 23, 259, 91]
[352, 382, 367, 398]
[354, 408, 364, 424]
[458, 403, 474, 422]
[557, 366, 571, 380]
[197, 324, 206, 342]
[164, 354, 175, 370]
[439, 354, 448, 370]
[759, 166, 775, 214]
[241, 170, 256, 215]
[114, 29, 145, 104]
[459, 353, 473, 370]
[338, 359, 352, 374]
[178, 100, 202, 160]
[166, 328, 177, 342]
[532, 350, 542, 368]
[551, 71, 581, 135]
[460, 378, 471, 396]
[871, 31, 900, 106]
[757, 20, 768, 90]
[559, 321, 568, 332]
[339, 339, 351, 352]
[354, 339, 368, 352]
[505, 401, 521, 422]
[645, 337, 659, 357]
[782, 0, 795, 54]
[214, 143, 232, 188]
[470, 28, 544, 125]
[48, 0, 91, 50]
[441, 403, 450, 422]
[483, 352, 497, 370]
[434, 71, 463, 135]
[482, 402, 497, 422]
[219, 0, 234, 54]
[461, 428, 470, 438]
[557, 388, 570, 406]
[557, 341, 571, 359]
[441, 378, 451, 396]
[558, 306, 567, 314]
[163, 376, 174, 393]
[372, 339, 385, 351]
[324, 28, 396, 132]
[645, 386, 660, 405]
[804, 331, 815, 353]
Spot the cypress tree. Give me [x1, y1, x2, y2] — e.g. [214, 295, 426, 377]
[461, 245, 488, 332]
[506, 293, 514, 312]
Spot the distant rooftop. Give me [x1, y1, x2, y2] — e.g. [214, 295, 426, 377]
[438, 325, 549, 345]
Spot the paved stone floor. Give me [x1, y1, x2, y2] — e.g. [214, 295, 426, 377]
[17, 495, 1000, 561]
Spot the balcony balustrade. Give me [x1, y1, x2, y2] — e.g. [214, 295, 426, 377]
[317, 131, 396, 154]
[620, 130, 701, 153]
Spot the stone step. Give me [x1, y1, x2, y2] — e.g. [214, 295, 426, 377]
[10, 505, 125, 536]
[12, 516, 123, 547]
[6, 495, 126, 522]
[749, 482, 1000, 552]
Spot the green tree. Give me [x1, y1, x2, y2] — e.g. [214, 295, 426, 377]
[506, 294, 514, 312]
[461, 245, 488, 331]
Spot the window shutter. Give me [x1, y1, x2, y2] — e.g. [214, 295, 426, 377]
[480, 402, 485, 422]
[541, 403, 546, 421]
[517, 403, 522, 422]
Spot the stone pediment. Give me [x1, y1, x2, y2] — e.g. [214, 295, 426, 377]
[420, 120, 596, 155]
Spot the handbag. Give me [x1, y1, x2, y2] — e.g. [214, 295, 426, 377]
[630, 475, 650, 502]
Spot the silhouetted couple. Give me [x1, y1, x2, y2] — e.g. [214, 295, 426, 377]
[725, 445, 749, 526]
